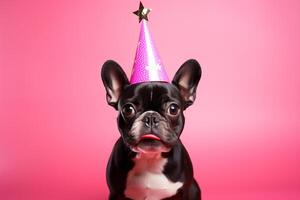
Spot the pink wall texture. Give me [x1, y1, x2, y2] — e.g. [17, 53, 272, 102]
[1, 0, 299, 199]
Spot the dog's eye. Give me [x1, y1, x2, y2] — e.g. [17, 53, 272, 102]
[168, 103, 180, 116]
[122, 104, 136, 118]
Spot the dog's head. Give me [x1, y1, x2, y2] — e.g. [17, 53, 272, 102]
[101, 59, 201, 153]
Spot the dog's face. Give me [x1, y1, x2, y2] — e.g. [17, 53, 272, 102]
[117, 82, 185, 153]
[101, 59, 201, 153]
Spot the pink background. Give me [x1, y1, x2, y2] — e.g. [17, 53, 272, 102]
[1, 0, 299, 199]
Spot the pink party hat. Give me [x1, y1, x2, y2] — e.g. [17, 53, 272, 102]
[130, 2, 169, 84]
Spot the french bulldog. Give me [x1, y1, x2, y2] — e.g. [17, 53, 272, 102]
[101, 59, 202, 200]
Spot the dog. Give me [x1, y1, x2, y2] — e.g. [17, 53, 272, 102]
[101, 59, 202, 200]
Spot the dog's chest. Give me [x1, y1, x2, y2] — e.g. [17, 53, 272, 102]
[124, 154, 183, 200]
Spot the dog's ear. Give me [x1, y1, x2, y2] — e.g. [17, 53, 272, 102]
[172, 59, 202, 109]
[101, 60, 129, 110]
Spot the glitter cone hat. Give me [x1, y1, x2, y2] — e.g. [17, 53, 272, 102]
[130, 3, 169, 84]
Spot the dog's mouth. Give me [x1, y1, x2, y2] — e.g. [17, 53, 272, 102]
[131, 134, 171, 153]
[140, 134, 161, 141]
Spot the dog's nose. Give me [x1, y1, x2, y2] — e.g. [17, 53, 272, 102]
[144, 115, 159, 128]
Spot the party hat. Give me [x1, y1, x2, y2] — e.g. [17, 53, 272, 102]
[130, 2, 169, 84]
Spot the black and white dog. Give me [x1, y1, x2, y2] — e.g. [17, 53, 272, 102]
[101, 59, 202, 200]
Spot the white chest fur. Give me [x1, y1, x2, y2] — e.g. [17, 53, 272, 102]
[124, 153, 183, 200]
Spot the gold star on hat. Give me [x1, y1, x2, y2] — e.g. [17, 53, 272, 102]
[133, 2, 151, 23]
